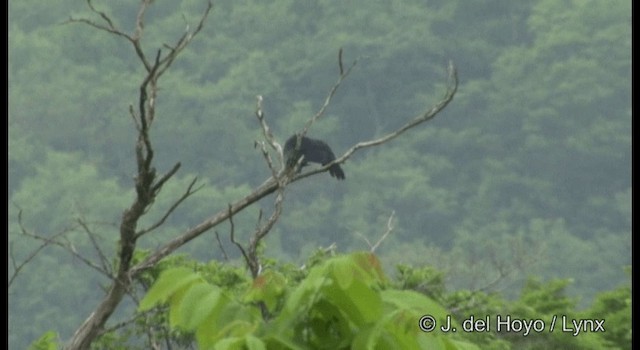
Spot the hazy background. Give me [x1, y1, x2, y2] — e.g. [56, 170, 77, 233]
[9, 0, 630, 348]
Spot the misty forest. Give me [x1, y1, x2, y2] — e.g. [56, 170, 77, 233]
[9, 0, 630, 349]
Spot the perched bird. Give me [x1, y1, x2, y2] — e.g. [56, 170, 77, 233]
[283, 135, 345, 180]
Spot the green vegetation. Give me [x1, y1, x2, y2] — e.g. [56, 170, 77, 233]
[29, 252, 632, 349]
[10, 0, 630, 348]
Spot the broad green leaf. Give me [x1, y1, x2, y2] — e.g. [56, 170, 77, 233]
[213, 337, 244, 350]
[417, 335, 447, 350]
[245, 335, 266, 350]
[325, 278, 382, 325]
[381, 289, 449, 322]
[280, 267, 329, 317]
[330, 255, 354, 289]
[178, 282, 221, 330]
[351, 327, 377, 350]
[139, 267, 201, 311]
[243, 270, 286, 312]
[28, 331, 58, 350]
[350, 252, 386, 283]
[262, 332, 307, 350]
[442, 338, 481, 350]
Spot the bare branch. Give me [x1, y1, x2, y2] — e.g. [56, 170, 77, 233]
[255, 95, 283, 158]
[77, 218, 113, 277]
[228, 204, 250, 267]
[300, 49, 358, 138]
[87, 0, 116, 30]
[17, 223, 112, 279]
[256, 140, 279, 179]
[130, 61, 457, 277]
[247, 187, 286, 278]
[130, 177, 277, 275]
[338, 47, 344, 75]
[156, 1, 213, 78]
[353, 211, 395, 253]
[136, 176, 202, 239]
[9, 241, 48, 288]
[151, 162, 183, 194]
[64, 17, 134, 42]
[10, 207, 115, 286]
[294, 60, 458, 181]
[214, 231, 229, 261]
[353, 231, 373, 250]
[132, 0, 152, 70]
[370, 211, 396, 253]
[129, 104, 141, 132]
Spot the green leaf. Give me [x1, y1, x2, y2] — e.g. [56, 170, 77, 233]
[280, 267, 329, 318]
[350, 252, 386, 282]
[139, 267, 201, 311]
[442, 338, 482, 350]
[213, 337, 244, 350]
[330, 256, 354, 289]
[245, 335, 266, 350]
[381, 289, 449, 322]
[28, 331, 58, 350]
[325, 277, 382, 325]
[178, 282, 221, 330]
[243, 270, 286, 312]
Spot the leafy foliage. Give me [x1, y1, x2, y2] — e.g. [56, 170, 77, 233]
[138, 252, 478, 350]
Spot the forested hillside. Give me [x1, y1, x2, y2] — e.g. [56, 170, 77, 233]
[9, 0, 630, 349]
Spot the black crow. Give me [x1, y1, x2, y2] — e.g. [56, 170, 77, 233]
[283, 135, 345, 180]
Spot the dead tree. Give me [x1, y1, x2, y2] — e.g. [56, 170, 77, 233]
[10, 1, 458, 348]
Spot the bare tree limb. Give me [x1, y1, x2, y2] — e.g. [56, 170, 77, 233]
[228, 204, 250, 267]
[14, 215, 112, 280]
[129, 60, 457, 277]
[65, 2, 214, 349]
[77, 218, 113, 277]
[370, 211, 396, 253]
[136, 176, 203, 239]
[294, 60, 458, 182]
[246, 188, 286, 279]
[9, 207, 56, 287]
[338, 47, 344, 76]
[300, 50, 358, 139]
[155, 1, 213, 79]
[255, 95, 283, 161]
[353, 211, 396, 253]
[63, 17, 134, 43]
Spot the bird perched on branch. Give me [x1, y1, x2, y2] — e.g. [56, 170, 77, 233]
[283, 135, 345, 180]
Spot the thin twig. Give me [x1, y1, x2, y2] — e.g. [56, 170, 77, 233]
[64, 17, 134, 42]
[255, 95, 283, 161]
[9, 240, 47, 288]
[338, 48, 344, 75]
[228, 204, 249, 266]
[247, 187, 286, 278]
[87, 0, 116, 30]
[77, 218, 113, 276]
[151, 162, 183, 194]
[370, 211, 396, 253]
[300, 49, 358, 138]
[136, 176, 202, 239]
[214, 231, 229, 261]
[156, 1, 213, 79]
[353, 231, 373, 250]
